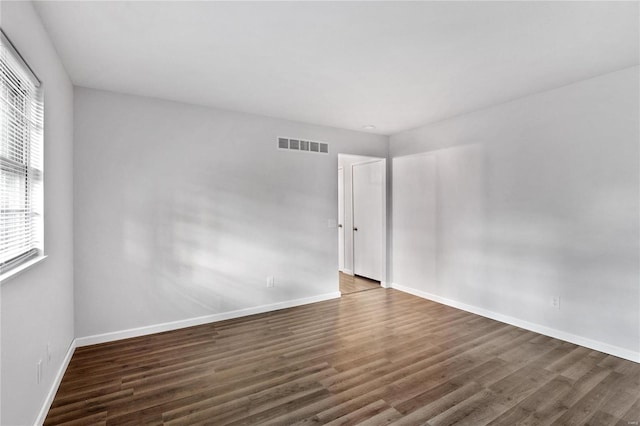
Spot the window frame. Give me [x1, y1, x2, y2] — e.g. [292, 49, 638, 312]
[0, 29, 44, 281]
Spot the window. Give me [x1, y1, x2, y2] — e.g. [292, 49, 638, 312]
[0, 30, 43, 277]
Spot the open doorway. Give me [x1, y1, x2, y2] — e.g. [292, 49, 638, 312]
[337, 154, 387, 295]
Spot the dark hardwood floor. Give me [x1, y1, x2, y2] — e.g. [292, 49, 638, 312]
[339, 272, 380, 295]
[46, 288, 640, 425]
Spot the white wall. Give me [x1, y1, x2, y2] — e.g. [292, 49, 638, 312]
[390, 66, 640, 360]
[392, 153, 437, 292]
[74, 88, 388, 339]
[0, 1, 75, 424]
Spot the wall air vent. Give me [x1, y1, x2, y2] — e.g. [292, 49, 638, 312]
[277, 137, 329, 155]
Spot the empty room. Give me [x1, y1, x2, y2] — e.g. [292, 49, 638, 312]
[1, 1, 638, 425]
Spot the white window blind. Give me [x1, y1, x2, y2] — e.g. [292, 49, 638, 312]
[0, 30, 43, 277]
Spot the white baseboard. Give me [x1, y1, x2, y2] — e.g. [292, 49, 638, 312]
[341, 269, 354, 276]
[391, 282, 640, 364]
[76, 292, 341, 347]
[35, 339, 77, 426]
[35, 292, 341, 423]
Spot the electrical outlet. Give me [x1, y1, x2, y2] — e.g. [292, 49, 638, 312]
[37, 360, 42, 384]
[551, 296, 561, 310]
[266, 276, 275, 288]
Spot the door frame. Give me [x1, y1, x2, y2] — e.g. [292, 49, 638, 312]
[350, 158, 387, 288]
[338, 167, 345, 272]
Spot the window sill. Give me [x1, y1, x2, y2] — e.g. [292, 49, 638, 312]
[0, 255, 48, 284]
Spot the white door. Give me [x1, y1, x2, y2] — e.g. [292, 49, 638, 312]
[352, 160, 383, 281]
[338, 167, 345, 271]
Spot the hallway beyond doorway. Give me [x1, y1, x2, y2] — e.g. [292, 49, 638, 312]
[339, 271, 380, 295]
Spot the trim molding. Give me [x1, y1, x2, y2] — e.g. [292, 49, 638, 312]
[35, 339, 76, 426]
[76, 292, 341, 347]
[36, 292, 341, 423]
[0, 255, 48, 285]
[391, 282, 640, 364]
[342, 269, 354, 276]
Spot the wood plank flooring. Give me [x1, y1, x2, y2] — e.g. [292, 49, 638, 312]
[339, 272, 380, 295]
[46, 288, 640, 425]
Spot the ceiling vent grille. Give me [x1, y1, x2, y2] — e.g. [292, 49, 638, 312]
[278, 137, 329, 155]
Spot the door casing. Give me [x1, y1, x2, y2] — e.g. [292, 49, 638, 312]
[338, 167, 345, 272]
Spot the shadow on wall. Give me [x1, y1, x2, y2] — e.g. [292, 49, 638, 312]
[395, 139, 639, 350]
[480, 146, 639, 340]
[120, 162, 335, 318]
[434, 143, 486, 304]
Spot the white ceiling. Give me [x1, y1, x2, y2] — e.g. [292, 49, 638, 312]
[33, 1, 638, 135]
